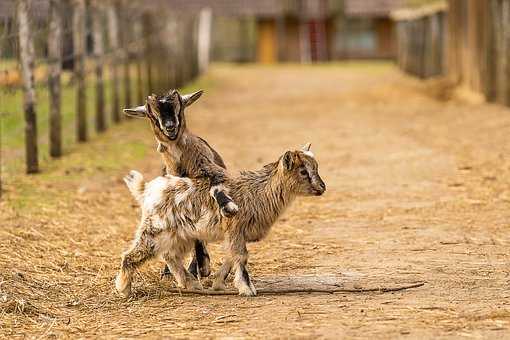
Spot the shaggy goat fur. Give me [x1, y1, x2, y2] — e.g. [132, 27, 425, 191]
[115, 146, 326, 297]
[124, 89, 236, 278]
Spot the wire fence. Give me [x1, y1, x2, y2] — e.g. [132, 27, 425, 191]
[0, 0, 209, 198]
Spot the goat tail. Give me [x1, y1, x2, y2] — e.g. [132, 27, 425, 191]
[124, 170, 145, 204]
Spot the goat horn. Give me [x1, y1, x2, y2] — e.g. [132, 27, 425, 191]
[302, 143, 311, 152]
[123, 105, 147, 118]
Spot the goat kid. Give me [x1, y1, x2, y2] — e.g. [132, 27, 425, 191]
[124, 89, 235, 278]
[115, 145, 326, 297]
[124, 89, 238, 218]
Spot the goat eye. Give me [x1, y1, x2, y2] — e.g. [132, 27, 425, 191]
[300, 169, 308, 177]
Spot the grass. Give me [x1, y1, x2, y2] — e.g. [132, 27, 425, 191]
[2, 69, 127, 147]
[0, 61, 211, 175]
[0, 61, 211, 214]
[4, 125, 149, 211]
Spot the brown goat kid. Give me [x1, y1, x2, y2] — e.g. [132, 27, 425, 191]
[115, 145, 326, 297]
[124, 89, 236, 278]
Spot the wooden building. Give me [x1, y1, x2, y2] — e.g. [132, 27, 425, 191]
[248, 0, 405, 62]
[142, 0, 404, 63]
[335, 0, 404, 59]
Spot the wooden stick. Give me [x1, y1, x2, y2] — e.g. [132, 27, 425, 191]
[161, 282, 425, 296]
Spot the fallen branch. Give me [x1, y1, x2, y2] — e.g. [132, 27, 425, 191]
[164, 282, 425, 296]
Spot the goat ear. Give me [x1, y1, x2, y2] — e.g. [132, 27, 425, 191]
[282, 151, 294, 171]
[301, 143, 311, 152]
[123, 105, 147, 118]
[182, 90, 203, 107]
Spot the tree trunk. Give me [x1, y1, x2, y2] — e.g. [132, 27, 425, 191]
[17, 0, 39, 173]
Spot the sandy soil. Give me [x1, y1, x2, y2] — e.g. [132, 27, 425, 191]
[2, 63, 510, 338]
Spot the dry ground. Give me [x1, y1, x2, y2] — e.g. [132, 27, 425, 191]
[1, 63, 510, 338]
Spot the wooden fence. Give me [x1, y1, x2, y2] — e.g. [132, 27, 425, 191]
[0, 0, 211, 198]
[392, 3, 447, 79]
[393, 0, 510, 106]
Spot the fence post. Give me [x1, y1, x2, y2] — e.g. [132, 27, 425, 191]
[173, 16, 183, 88]
[17, 0, 39, 174]
[485, 0, 497, 101]
[48, 0, 63, 157]
[73, 0, 87, 142]
[503, 0, 510, 106]
[121, 4, 132, 108]
[191, 14, 200, 78]
[107, 2, 121, 122]
[182, 16, 192, 85]
[92, 1, 106, 132]
[491, 0, 504, 103]
[496, 0, 508, 105]
[134, 17, 144, 103]
[143, 13, 153, 93]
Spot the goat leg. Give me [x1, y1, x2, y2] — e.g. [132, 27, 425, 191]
[212, 258, 232, 291]
[163, 252, 202, 290]
[229, 239, 256, 296]
[206, 170, 238, 218]
[116, 231, 156, 297]
[187, 240, 211, 278]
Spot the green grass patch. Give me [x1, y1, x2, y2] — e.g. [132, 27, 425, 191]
[0, 67, 214, 214]
[0, 66, 141, 173]
[4, 120, 150, 212]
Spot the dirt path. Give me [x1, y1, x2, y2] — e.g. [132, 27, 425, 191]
[2, 63, 510, 338]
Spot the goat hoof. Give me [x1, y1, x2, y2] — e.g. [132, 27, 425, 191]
[160, 266, 172, 279]
[187, 279, 203, 291]
[212, 280, 226, 291]
[188, 263, 198, 279]
[237, 285, 257, 297]
[115, 273, 132, 297]
[199, 261, 211, 278]
[221, 201, 239, 218]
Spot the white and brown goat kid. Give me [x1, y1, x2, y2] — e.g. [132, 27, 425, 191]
[115, 145, 326, 297]
[124, 89, 238, 219]
[124, 89, 236, 278]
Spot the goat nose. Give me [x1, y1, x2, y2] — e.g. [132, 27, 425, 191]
[318, 181, 326, 193]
